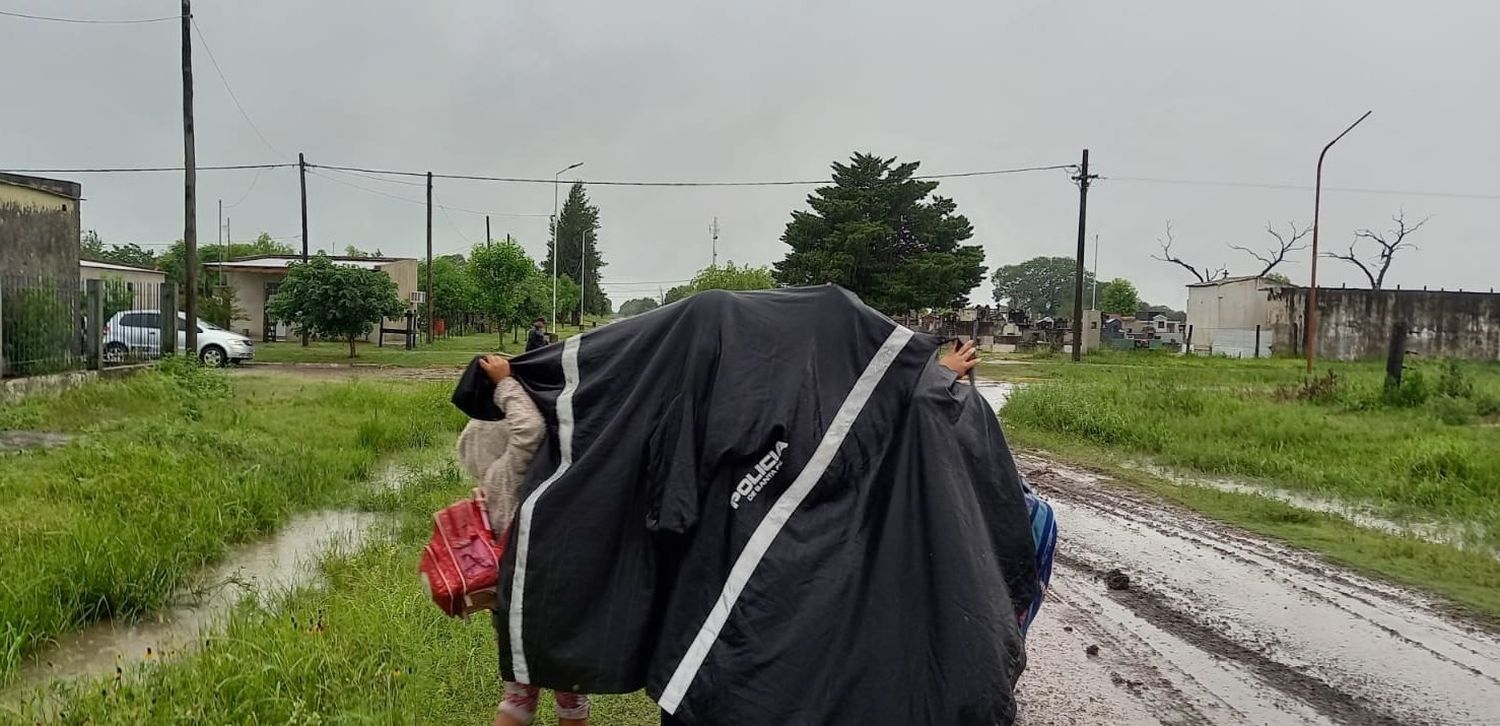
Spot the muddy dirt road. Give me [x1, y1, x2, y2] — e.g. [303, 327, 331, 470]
[1009, 453, 1500, 726]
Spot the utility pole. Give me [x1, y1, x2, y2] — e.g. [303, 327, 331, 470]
[578, 230, 588, 325]
[1305, 110, 1371, 374]
[486, 215, 491, 247]
[224, 215, 230, 285]
[181, 0, 198, 355]
[710, 217, 720, 267]
[1070, 149, 1098, 362]
[426, 171, 434, 344]
[298, 152, 309, 346]
[217, 199, 224, 287]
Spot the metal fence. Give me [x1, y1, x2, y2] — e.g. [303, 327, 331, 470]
[1, 275, 178, 379]
[0, 275, 83, 378]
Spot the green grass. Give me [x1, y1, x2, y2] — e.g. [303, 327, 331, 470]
[1007, 428, 1500, 622]
[254, 320, 611, 367]
[17, 455, 661, 723]
[0, 363, 466, 684]
[987, 350, 1500, 549]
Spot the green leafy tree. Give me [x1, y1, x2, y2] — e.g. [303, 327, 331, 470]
[991, 256, 1095, 317]
[663, 285, 693, 305]
[691, 261, 776, 292]
[265, 255, 404, 358]
[773, 153, 986, 313]
[1097, 278, 1141, 314]
[419, 254, 478, 328]
[343, 245, 384, 258]
[200, 285, 246, 330]
[1263, 271, 1292, 286]
[618, 297, 660, 317]
[544, 183, 609, 319]
[80, 230, 106, 260]
[469, 241, 537, 345]
[80, 231, 158, 268]
[554, 274, 582, 325]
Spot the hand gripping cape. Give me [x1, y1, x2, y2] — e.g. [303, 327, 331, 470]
[500, 286, 1038, 725]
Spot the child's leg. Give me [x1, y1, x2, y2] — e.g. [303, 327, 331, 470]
[495, 682, 541, 726]
[554, 691, 591, 726]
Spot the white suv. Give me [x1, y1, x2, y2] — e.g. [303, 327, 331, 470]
[103, 310, 255, 367]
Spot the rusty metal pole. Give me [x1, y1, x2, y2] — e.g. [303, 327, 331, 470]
[1305, 110, 1371, 374]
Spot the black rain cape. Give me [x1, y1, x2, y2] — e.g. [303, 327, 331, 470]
[498, 286, 1038, 725]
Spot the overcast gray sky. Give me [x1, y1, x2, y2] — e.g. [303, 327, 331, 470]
[4, 0, 1497, 308]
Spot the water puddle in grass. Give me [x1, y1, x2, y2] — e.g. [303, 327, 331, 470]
[970, 380, 1019, 411]
[5, 509, 391, 699]
[1129, 462, 1499, 560]
[0, 431, 73, 454]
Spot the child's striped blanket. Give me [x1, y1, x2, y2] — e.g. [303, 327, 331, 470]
[1018, 478, 1057, 637]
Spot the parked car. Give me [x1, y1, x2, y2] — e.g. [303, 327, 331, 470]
[102, 310, 254, 367]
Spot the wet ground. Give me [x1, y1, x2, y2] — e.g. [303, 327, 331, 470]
[0, 430, 73, 454]
[1012, 454, 1500, 726]
[4, 510, 389, 703]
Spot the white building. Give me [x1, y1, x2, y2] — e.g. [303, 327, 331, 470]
[1185, 275, 1286, 357]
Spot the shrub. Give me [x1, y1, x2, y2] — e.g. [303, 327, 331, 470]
[1428, 395, 1476, 426]
[1474, 391, 1500, 418]
[1, 287, 76, 376]
[1437, 359, 1474, 400]
[1382, 368, 1430, 408]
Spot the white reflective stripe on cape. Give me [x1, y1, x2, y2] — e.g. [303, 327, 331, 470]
[657, 325, 915, 714]
[508, 334, 581, 683]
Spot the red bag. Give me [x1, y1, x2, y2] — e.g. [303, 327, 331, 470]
[419, 491, 508, 617]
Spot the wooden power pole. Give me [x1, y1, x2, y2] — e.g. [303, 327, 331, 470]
[1070, 149, 1097, 363]
[181, 0, 199, 355]
[426, 171, 434, 344]
[299, 152, 309, 346]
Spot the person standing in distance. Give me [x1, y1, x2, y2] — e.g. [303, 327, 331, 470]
[526, 318, 549, 352]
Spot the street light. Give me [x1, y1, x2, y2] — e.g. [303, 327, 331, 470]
[1305, 111, 1371, 374]
[552, 162, 584, 332]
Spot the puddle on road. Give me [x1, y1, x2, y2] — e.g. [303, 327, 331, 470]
[1128, 461, 1498, 560]
[7, 509, 390, 697]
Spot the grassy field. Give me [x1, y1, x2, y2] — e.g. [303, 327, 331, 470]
[986, 351, 1500, 617]
[0, 361, 465, 685]
[18, 449, 661, 723]
[254, 320, 611, 367]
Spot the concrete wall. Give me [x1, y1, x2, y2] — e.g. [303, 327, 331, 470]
[1269, 287, 1500, 361]
[0, 175, 81, 283]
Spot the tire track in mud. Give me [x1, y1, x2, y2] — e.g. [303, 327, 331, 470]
[1013, 453, 1500, 726]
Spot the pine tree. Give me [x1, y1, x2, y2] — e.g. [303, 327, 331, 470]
[773, 153, 986, 314]
[543, 183, 609, 320]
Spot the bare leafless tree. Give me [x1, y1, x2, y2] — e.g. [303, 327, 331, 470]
[1322, 211, 1431, 289]
[1227, 221, 1311, 278]
[1152, 222, 1228, 283]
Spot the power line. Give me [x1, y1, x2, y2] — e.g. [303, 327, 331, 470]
[311, 168, 551, 218]
[598, 278, 693, 286]
[224, 166, 269, 209]
[192, 18, 281, 156]
[1, 162, 295, 174]
[307, 162, 1078, 187]
[0, 9, 176, 24]
[1109, 175, 1500, 201]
